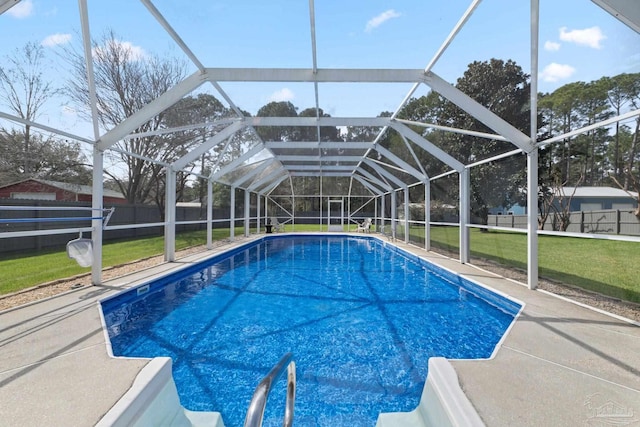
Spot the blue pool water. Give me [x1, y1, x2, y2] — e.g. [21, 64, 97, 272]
[102, 235, 520, 427]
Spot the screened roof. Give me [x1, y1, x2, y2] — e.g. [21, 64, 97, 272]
[1, 0, 639, 198]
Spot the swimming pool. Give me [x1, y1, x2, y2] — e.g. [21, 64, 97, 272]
[101, 235, 520, 426]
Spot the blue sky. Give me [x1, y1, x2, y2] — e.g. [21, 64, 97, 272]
[1, 0, 639, 139]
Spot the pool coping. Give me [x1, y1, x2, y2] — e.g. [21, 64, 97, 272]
[1, 232, 639, 426]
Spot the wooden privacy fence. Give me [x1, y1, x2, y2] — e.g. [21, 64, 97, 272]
[488, 209, 640, 236]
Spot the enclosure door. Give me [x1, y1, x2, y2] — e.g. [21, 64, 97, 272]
[327, 199, 344, 232]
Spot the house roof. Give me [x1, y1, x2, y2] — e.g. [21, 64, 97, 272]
[560, 186, 639, 199]
[1, 178, 126, 200]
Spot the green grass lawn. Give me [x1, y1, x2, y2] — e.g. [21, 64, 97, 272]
[426, 226, 639, 303]
[0, 224, 325, 295]
[2, 223, 638, 305]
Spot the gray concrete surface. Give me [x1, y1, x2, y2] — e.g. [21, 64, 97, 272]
[1, 235, 638, 426]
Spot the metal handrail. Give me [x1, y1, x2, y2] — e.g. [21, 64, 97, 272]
[244, 352, 296, 427]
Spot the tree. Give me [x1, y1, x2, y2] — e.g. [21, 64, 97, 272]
[163, 93, 232, 206]
[400, 59, 531, 223]
[0, 42, 60, 176]
[255, 101, 298, 142]
[0, 129, 91, 185]
[600, 74, 637, 178]
[63, 30, 189, 212]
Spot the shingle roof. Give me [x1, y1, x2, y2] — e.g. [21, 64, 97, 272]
[560, 186, 639, 199]
[2, 178, 126, 200]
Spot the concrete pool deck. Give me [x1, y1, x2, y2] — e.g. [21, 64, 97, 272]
[1, 234, 639, 426]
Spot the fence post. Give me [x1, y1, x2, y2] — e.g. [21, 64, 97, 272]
[616, 209, 620, 235]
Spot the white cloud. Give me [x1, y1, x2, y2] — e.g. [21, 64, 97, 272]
[6, 0, 33, 18]
[268, 88, 295, 103]
[42, 33, 72, 47]
[540, 63, 576, 82]
[559, 26, 606, 49]
[93, 40, 146, 61]
[544, 41, 561, 52]
[365, 9, 401, 33]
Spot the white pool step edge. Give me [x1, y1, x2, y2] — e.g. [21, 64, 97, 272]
[376, 357, 485, 427]
[96, 357, 224, 427]
[97, 356, 482, 427]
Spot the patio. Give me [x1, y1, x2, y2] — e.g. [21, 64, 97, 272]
[1, 235, 638, 426]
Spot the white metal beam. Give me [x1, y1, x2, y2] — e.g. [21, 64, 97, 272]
[265, 141, 373, 149]
[250, 116, 390, 127]
[210, 143, 265, 180]
[356, 167, 392, 191]
[124, 118, 239, 139]
[204, 68, 427, 82]
[364, 160, 406, 190]
[230, 158, 276, 188]
[97, 71, 207, 150]
[422, 71, 533, 151]
[400, 134, 428, 177]
[140, 0, 205, 71]
[284, 165, 356, 171]
[538, 108, 640, 148]
[0, 112, 94, 145]
[353, 174, 384, 195]
[395, 118, 507, 141]
[249, 169, 288, 192]
[278, 155, 363, 162]
[528, 0, 540, 290]
[390, 122, 465, 171]
[375, 146, 426, 182]
[263, 174, 290, 195]
[354, 169, 392, 191]
[164, 168, 177, 262]
[172, 121, 245, 170]
[290, 172, 353, 176]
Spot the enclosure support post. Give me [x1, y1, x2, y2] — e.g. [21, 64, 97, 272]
[91, 147, 104, 285]
[206, 179, 213, 249]
[244, 189, 250, 237]
[381, 194, 386, 234]
[230, 186, 236, 241]
[391, 190, 397, 239]
[257, 194, 261, 234]
[347, 195, 351, 231]
[459, 168, 470, 264]
[164, 168, 176, 262]
[528, 0, 540, 290]
[425, 181, 430, 251]
[319, 177, 323, 231]
[404, 189, 410, 243]
[374, 195, 378, 232]
[527, 150, 539, 289]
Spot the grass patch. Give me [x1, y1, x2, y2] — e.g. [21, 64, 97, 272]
[0, 224, 327, 295]
[2, 224, 638, 304]
[426, 226, 639, 303]
[0, 228, 234, 295]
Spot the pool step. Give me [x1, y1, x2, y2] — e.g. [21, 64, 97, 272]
[376, 358, 485, 427]
[97, 358, 224, 427]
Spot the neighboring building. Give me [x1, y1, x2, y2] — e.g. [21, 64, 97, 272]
[489, 204, 526, 215]
[558, 186, 638, 211]
[0, 178, 127, 204]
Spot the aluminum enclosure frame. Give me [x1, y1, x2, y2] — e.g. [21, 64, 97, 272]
[1, 0, 639, 290]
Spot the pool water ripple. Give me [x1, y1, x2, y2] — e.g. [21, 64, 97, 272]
[102, 236, 519, 427]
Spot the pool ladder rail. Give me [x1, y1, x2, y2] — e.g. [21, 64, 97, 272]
[244, 352, 296, 427]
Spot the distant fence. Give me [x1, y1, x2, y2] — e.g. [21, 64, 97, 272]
[0, 200, 234, 255]
[488, 209, 640, 236]
[0, 200, 375, 254]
